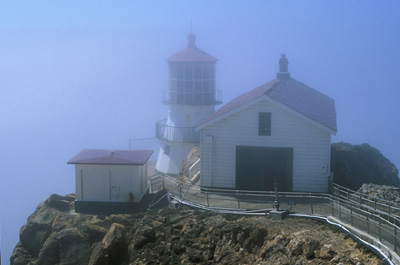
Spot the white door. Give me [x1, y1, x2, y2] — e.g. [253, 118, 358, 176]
[110, 173, 132, 202]
[81, 168, 110, 201]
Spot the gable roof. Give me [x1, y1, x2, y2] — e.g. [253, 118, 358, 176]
[167, 32, 217, 63]
[197, 77, 337, 133]
[68, 149, 153, 165]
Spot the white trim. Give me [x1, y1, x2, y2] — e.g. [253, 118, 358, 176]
[195, 97, 264, 131]
[196, 95, 336, 135]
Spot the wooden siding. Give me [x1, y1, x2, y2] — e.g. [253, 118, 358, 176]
[75, 164, 145, 202]
[200, 100, 331, 192]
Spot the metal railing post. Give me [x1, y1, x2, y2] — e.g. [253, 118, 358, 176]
[350, 207, 353, 226]
[153, 178, 400, 258]
[378, 217, 382, 242]
[395, 226, 398, 252]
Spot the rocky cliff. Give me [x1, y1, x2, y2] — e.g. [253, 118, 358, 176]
[358, 183, 400, 203]
[177, 146, 200, 183]
[11, 194, 383, 265]
[331, 142, 400, 190]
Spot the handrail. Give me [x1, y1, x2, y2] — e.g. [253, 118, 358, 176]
[333, 183, 400, 223]
[331, 194, 400, 229]
[148, 175, 400, 262]
[333, 183, 400, 208]
[162, 89, 222, 105]
[155, 119, 200, 143]
[188, 158, 200, 181]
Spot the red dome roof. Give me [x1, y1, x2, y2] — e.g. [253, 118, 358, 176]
[167, 33, 217, 63]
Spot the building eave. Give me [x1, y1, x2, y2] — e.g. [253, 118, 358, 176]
[67, 149, 154, 166]
[196, 95, 337, 135]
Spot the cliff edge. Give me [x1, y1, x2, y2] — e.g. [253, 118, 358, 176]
[11, 194, 383, 265]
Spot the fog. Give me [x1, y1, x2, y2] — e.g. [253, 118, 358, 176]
[1, 1, 400, 264]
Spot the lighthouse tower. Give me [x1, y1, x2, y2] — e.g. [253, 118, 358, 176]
[155, 33, 221, 175]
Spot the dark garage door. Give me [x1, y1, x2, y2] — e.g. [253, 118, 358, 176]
[236, 146, 293, 191]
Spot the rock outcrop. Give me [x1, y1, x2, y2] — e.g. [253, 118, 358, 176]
[177, 146, 200, 183]
[358, 183, 400, 203]
[331, 142, 400, 190]
[11, 193, 383, 265]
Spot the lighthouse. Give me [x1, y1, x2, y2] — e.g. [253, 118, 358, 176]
[155, 33, 221, 175]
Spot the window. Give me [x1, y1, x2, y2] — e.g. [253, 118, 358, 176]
[259, 112, 271, 136]
[185, 65, 193, 79]
[194, 65, 202, 79]
[177, 65, 184, 79]
[168, 63, 216, 104]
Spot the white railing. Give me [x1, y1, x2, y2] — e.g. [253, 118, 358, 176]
[148, 176, 400, 262]
[155, 120, 200, 143]
[162, 89, 222, 105]
[188, 158, 201, 182]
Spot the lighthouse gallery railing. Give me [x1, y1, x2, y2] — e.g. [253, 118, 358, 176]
[162, 89, 222, 105]
[155, 119, 200, 143]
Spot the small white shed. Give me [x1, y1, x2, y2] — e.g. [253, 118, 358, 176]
[196, 55, 337, 193]
[68, 149, 153, 203]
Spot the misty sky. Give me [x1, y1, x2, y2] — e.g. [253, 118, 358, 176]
[1, 1, 400, 264]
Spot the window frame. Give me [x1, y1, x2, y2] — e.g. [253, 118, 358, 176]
[258, 112, 272, 136]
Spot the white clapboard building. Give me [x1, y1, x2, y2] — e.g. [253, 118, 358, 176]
[196, 55, 337, 193]
[68, 149, 153, 212]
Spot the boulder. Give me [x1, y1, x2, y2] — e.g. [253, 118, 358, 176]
[358, 183, 400, 203]
[318, 244, 335, 260]
[101, 223, 126, 248]
[79, 222, 108, 245]
[177, 147, 200, 182]
[129, 224, 156, 250]
[11, 193, 385, 265]
[20, 222, 52, 257]
[45, 194, 72, 212]
[252, 228, 268, 247]
[331, 142, 400, 190]
[36, 228, 90, 265]
[302, 239, 320, 259]
[88, 223, 128, 265]
[18, 197, 74, 257]
[10, 243, 33, 265]
[187, 247, 204, 263]
[214, 244, 237, 264]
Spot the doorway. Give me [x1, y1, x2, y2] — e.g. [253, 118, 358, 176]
[236, 146, 293, 191]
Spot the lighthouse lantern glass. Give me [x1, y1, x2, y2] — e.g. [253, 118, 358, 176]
[168, 63, 216, 104]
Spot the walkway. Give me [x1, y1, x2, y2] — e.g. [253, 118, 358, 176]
[146, 171, 400, 264]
